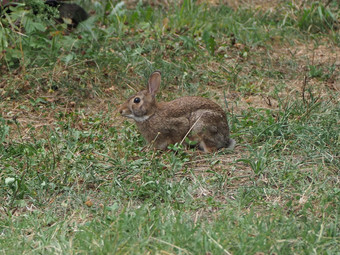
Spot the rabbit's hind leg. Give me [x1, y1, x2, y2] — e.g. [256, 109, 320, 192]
[198, 139, 218, 153]
[196, 130, 219, 152]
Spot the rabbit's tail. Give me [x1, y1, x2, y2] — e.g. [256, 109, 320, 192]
[226, 138, 236, 150]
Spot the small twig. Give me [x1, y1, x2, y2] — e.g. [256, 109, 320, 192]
[148, 131, 161, 151]
[302, 75, 308, 105]
[180, 114, 202, 145]
[260, 94, 272, 106]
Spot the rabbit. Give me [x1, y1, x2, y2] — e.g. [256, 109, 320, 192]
[118, 71, 236, 152]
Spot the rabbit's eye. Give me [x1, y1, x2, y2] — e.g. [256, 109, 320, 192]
[134, 97, 141, 104]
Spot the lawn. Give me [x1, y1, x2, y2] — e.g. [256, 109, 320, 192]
[0, 0, 339, 254]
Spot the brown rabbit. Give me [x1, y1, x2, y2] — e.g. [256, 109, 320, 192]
[118, 71, 236, 152]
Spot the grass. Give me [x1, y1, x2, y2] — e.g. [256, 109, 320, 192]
[0, 0, 339, 254]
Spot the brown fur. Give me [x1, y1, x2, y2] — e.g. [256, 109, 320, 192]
[118, 71, 235, 152]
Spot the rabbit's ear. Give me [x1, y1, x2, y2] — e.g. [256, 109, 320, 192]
[148, 71, 161, 97]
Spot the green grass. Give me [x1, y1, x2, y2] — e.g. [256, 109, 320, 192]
[0, 0, 339, 254]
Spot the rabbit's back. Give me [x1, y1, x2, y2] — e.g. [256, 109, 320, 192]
[157, 96, 225, 117]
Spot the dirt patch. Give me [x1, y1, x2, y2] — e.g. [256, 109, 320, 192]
[215, 40, 339, 112]
[223, 0, 283, 10]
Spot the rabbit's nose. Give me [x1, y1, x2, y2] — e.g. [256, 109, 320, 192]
[118, 107, 125, 115]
